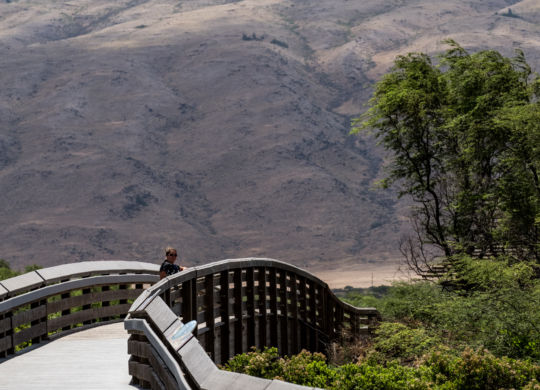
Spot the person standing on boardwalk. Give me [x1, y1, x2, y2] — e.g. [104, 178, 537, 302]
[159, 246, 186, 279]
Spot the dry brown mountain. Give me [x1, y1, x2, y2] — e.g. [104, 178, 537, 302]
[1, 0, 539, 285]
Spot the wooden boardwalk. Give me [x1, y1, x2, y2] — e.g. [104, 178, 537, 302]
[0, 322, 138, 390]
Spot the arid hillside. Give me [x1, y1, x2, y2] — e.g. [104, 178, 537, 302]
[1, 0, 539, 285]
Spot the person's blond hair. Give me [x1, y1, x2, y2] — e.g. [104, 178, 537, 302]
[165, 246, 177, 256]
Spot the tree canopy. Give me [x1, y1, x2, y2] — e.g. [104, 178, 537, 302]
[352, 40, 540, 277]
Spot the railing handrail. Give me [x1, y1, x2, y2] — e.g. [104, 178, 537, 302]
[125, 257, 380, 390]
[0, 260, 159, 359]
[0, 258, 380, 390]
[132, 257, 377, 316]
[0, 260, 159, 300]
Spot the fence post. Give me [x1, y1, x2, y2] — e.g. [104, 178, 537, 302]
[219, 270, 231, 364]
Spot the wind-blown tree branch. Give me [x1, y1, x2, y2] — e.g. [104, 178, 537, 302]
[352, 41, 540, 277]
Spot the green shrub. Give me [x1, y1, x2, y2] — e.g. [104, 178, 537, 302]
[279, 350, 333, 387]
[365, 322, 439, 365]
[423, 347, 540, 390]
[0, 259, 19, 280]
[224, 347, 540, 389]
[221, 347, 282, 379]
[340, 258, 540, 361]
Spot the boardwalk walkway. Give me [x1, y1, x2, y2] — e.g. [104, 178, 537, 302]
[0, 322, 137, 390]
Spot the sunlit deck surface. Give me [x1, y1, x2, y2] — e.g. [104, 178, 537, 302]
[0, 322, 137, 390]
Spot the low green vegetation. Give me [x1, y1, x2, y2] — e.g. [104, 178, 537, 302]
[223, 258, 540, 388]
[0, 259, 41, 281]
[223, 346, 539, 389]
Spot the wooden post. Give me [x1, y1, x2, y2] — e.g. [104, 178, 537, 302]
[204, 274, 215, 360]
[308, 283, 317, 352]
[233, 269, 243, 356]
[181, 279, 194, 322]
[101, 285, 110, 322]
[246, 268, 255, 349]
[219, 270, 231, 363]
[269, 268, 278, 348]
[279, 271, 289, 356]
[257, 267, 267, 348]
[82, 287, 92, 325]
[290, 273, 299, 354]
[298, 277, 308, 350]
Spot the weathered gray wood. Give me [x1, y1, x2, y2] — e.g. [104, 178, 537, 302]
[128, 289, 153, 313]
[145, 296, 178, 333]
[48, 304, 131, 331]
[0, 274, 157, 314]
[149, 345, 179, 390]
[219, 270, 231, 364]
[278, 271, 289, 356]
[150, 371, 167, 390]
[0, 333, 12, 353]
[129, 359, 152, 385]
[231, 372, 275, 390]
[128, 339, 152, 359]
[0, 316, 12, 333]
[246, 267, 256, 349]
[13, 322, 47, 346]
[352, 307, 380, 315]
[1, 272, 44, 297]
[233, 268, 243, 356]
[124, 318, 191, 390]
[12, 305, 47, 328]
[269, 268, 278, 348]
[199, 370, 242, 390]
[47, 288, 143, 314]
[0, 284, 8, 300]
[195, 259, 235, 275]
[257, 267, 268, 349]
[204, 274, 216, 360]
[290, 274, 299, 354]
[36, 261, 160, 284]
[308, 283, 318, 351]
[177, 337, 219, 384]
[124, 255, 373, 390]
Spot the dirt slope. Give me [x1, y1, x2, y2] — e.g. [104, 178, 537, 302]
[0, 0, 538, 282]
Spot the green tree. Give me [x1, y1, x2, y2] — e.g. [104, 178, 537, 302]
[352, 40, 540, 277]
[0, 259, 20, 280]
[0, 260, 42, 281]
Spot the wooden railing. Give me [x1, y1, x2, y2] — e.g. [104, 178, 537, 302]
[0, 261, 159, 358]
[125, 258, 380, 389]
[0, 258, 380, 389]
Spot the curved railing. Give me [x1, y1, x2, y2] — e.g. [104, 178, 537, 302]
[125, 258, 380, 389]
[0, 260, 159, 358]
[0, 258, 380, 389]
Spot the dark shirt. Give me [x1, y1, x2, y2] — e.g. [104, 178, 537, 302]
[160, 260, 181, 276]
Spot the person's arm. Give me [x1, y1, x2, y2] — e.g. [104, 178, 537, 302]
[160, 271, 167, 280]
